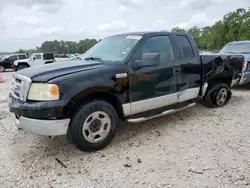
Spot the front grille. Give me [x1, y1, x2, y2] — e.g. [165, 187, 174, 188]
[10, 73, 32, 102]
[11, 78, 21, 99]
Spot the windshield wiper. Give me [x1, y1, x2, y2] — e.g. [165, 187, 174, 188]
[240, 52, 250, 54]
[221, 51, 236, 54]
[84, 57, 103, 62]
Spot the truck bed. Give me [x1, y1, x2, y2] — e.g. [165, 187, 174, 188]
[201, 54, 244, 81]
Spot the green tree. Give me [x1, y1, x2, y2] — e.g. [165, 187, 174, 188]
[171, 27, 186, 32]
[18, 49, 25, 53]
[170, 8, 250, 51]
[187, 26, 201, 48]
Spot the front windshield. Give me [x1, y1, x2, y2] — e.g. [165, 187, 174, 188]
[80, 35, 142, 62]
[220, 42, 250, 54]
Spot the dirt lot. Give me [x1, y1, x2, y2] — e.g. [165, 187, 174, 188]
[0, 71, 250, 188]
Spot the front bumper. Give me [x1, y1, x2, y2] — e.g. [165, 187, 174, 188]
[15, 116, 70, 136]
[8, 94, 74, 119]
[8, 94, 74, 136]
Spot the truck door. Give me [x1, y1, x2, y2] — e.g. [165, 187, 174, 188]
[128, 34, 181, 115]
[9, 55, 18, 64]
[33, 54, 43, 66]
[8, 55, 18, 68]
[173, 34, 201, 102]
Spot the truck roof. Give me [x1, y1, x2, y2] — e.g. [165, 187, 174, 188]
[229, 40, 250, 44]
[111, 31, 189, 37]
[5, 53, 27, 57]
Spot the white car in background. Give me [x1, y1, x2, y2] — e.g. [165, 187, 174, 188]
[13, 52, 55, 71]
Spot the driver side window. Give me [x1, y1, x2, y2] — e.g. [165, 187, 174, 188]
[132, 35, 175, 62]
[9, 55, 18, 62]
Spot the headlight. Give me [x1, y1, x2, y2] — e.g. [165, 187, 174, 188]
[28, 83, 60, 101]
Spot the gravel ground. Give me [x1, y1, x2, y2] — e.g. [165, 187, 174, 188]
[0, 71, 250, 188]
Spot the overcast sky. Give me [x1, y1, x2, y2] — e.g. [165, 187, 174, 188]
[0, 0, 249, 52]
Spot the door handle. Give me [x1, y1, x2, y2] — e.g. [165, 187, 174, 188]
[173, 65, 180, 74]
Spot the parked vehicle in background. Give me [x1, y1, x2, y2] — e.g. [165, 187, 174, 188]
[69, 56, 82, 61]
[0, 54, 28, 72]
[8, 31, 244, 151]
[219, 41, 250, 85]
[200, 50, 214, 55]
[55, 54, 70, 58]
[13, 52, 55, 71]
[69, 54, 82, 61]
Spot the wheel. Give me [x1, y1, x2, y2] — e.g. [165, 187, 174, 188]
[69, 100, 119, 151]
[203, 83, 232, 108]
[0, 65, 5, 72]
[16, 65, 29, 71]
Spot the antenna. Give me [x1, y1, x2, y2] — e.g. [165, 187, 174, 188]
[64, 24, 67, 42]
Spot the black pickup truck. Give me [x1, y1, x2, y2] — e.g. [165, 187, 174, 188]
[0, 54, 28, 72]
[8, 32, 244, 151]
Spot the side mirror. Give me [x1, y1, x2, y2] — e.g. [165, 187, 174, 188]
[33, 57, 36, 61]
[134, 53, 160, 69]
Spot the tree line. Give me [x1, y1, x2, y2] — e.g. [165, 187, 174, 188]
[172, 8, 250, 51]
[18, 39, 100, 55]
[17, 7, 250, 54]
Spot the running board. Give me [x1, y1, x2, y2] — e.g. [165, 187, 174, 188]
[126, 102, 196, 123]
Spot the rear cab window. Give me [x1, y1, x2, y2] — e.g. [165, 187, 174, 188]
[9, 55, 18, 62]
[220, 42, 250, 54]
[43, 53, 55, 60]
[18, 54, 27, 60]
[175, 35, 194, 58]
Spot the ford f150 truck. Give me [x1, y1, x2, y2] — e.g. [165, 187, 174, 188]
[8, 32, 244, 151]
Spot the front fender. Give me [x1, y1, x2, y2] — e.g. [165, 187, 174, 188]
[50, 76, 128, 105]
[47, 63, 129, 105]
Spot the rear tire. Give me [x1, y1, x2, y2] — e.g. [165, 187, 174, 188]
[16, 64, 29, 71]
[0, 65, 5, 72]
[203, 83, 232, 108]
[69, 100, 119, 151]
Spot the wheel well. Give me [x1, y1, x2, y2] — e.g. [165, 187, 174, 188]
[45, 61, 54, 64]
[18, 63, 30, 67]
[207, 75, 232, 87]
[70, 92, 124, 118]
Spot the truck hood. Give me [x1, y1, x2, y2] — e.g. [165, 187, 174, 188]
[17, 60, 107, 82]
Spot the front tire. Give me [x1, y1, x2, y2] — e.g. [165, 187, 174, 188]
[16, 64, 29, 71]
[203, 83, 232, 108]
[69, 100, 119, 151]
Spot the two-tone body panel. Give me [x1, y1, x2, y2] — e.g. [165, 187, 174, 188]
[123, 32, 202, 116]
